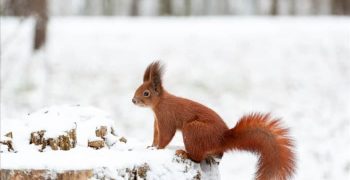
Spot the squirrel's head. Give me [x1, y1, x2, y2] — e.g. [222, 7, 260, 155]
[132, 61, 164, 108]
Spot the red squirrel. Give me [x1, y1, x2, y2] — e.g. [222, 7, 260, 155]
[132, 61, 295, 180]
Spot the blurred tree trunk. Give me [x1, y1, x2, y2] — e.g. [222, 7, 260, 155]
[130, 0, 139, 16]
[345, 0, 350, 15]
[254, 0, 260, 15]
[184, 0, 191, 16]
[312, 0, 320, 14]
[270, 0, 278, 15]
[103, 0, 115, 16]
[220, 0, 230, 15]
[159, 0, 172, 16]
[288, 0, 296, 15]
[85, 0, 103, 15]
[203, 0, 210, 15]
[332, 0, 349, 14]
[332, 0, 341, 14]
[343, 0, 350, 15]
[31, 0, 48, 51]
[4, 0, 30, 16]
[85, 0, 93, 15]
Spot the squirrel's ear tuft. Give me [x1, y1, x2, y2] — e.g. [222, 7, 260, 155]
[143, 63, 152, 82]
[144, 61, 164, 94]
[144, 61, 164, 82]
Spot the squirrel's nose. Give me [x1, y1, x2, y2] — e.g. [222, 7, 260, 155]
[132, 98, 137, 104]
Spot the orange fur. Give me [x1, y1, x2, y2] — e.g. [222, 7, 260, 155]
[223, 113, 295, 180]
[132, 61, 296, 180]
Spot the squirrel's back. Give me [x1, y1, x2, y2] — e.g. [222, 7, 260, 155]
[155, 93, 229, 130]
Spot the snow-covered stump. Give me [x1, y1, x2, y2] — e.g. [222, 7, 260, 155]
[0, 106, 220, 179]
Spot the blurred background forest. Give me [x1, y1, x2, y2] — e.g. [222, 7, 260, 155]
[2, 0, 350, 16]
[1, 0, 349, 52]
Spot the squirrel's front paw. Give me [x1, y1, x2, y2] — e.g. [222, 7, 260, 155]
[175, 149, 189, 159]
[146, 145, 156, 150]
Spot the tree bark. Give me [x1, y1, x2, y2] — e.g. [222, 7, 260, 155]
[31, 0, 48, 51]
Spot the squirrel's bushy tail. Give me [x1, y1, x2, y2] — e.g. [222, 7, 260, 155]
[223, 113, 295, 180]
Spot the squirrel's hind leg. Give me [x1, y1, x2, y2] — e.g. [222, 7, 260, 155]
[181, 120, 219, 163]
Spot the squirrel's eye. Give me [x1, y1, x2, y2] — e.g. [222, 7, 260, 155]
[143, 90, 150, 97]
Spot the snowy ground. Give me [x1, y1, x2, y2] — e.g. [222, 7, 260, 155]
[1, 17, 350, 179]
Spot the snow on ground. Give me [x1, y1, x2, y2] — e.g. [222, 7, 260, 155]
[1, 17, 350, 179]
